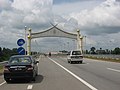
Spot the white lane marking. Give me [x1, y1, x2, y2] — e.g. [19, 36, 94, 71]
[0, 81, 6, 86]
[27, 85, 33, 90]
[107, 68, 120, 73]
[48, 57, 98, 90]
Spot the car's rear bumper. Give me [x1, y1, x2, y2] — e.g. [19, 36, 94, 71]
[70, 59, 83, 62]
[4, 72, 34, 79]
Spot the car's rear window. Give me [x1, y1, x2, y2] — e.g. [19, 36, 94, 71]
[72, 51, 81, 55]
[9, 56, 32, 64]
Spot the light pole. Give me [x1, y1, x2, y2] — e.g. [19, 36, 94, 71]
[25, 26, 27, 55]
[67, 41, 69, 51]
[27, 28, 32, 55]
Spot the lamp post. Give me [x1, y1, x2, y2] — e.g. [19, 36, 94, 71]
[25, 26, 27, 55]
[27, 28, 32, 55]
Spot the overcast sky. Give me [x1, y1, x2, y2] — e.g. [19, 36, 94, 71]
[0, 0, 120, 52]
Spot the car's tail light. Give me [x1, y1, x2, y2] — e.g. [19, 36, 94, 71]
[71, 56, 75, 58]
[4, 66, 10, 72]
[27, 65, 34, 71]
[71, 56, 83, 58]
[80, 56, 83, 58]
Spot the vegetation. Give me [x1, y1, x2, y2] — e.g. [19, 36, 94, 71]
[0, 65, 3, 75]
[85, 47, 120, 55]
[84, 55, 120, 63]
[0, 47, 39, 62]
[84, 47, 120, 63]
[0, 47, 18, 62]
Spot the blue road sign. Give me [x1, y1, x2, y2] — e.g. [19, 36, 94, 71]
[17, 47, 25, 55]
[17, 39, 25, 46]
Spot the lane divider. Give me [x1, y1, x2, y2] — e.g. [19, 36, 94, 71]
[48, 57, 98, 90]
[27, 85, 33, 90]
[107, 68, 120, 73]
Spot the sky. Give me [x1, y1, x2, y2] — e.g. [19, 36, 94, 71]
[0, 0, 120, 52]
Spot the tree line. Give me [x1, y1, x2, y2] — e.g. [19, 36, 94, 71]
[0, 46, 120, 62]
[85, 47, 120, 55]
[0, 47, 18, 62]
[0, 47, 39, 62]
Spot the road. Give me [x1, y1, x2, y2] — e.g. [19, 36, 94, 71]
[0, 55, 120, 90]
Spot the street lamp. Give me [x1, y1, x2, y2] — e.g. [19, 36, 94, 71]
[67, 41, 69, 51]
[25, 26, 27, 55]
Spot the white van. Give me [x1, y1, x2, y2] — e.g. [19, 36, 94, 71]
[67, 50, 83, 64]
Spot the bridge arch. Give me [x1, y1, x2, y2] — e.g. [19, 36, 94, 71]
[27, 25, 83, 55]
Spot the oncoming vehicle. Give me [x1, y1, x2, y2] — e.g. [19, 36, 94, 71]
[67, 50, 83, 64]
[4, 55, 39, 83]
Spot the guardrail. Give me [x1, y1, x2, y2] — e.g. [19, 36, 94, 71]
[84, 54, 120, 59]
[0, 61, 8, 65]
[84, 54, 120, 63]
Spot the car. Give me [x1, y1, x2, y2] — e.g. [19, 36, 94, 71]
[4, 55, 39, 83]
[67, 50, 83, 64]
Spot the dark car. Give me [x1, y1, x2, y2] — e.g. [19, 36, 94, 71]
[4, 55, 39, 83]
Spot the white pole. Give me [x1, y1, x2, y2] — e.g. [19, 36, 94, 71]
[27, 28, 31, 55]
[80, 36, 83, 54]
[25, 26, 27, 55]
[77, 29, 80, 50]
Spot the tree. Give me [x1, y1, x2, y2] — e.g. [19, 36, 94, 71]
[113, 47, 120, 54]
[0, 47, 2, 56]
[90, 47, 96, 54]
[0, 47, 18, 62]
[85, 50, 89, 54]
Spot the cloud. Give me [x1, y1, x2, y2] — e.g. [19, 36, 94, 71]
[0, 0, 53, 29]
[0, 0, 12, 11]
[53, 0, 94, 5]
[12, 0, 53, 29]
[0, 0, 120, 51]
[66, 0, 120, 35]
[0, 0, 53, 49]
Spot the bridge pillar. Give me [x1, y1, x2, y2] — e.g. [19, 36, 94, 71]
[77, 29, 83, 54]
[27, 28, 32, 55]
[80, 36, 83, 54]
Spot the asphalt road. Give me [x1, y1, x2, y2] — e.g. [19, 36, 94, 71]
[0, 55, 120, 90]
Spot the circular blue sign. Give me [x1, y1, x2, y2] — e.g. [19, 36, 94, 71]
[17, 47, 25, 55]
[17, 39, 25, 46]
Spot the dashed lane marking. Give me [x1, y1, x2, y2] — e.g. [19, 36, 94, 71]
[27, 85, 33, 90]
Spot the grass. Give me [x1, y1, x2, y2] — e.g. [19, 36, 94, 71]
[84, 56, 120, 63]
[0, 65, 4, 75]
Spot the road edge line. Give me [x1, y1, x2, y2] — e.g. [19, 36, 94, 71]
[48, 57, 98, 90]
[0, 81, 6, 86]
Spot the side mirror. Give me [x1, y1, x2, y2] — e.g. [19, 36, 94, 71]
[35, 61, 39, 64]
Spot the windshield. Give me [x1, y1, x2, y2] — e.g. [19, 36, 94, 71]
[72, 51, 81, 55]
[9, 56, 32, 64]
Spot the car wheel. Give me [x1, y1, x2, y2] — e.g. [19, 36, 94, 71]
[5, 78, 11, 83]
[36, 72, 38, 76]
[32, 76, 36, 81]
[80, 61, 83, 64]
[68, 60, 70, 63]
[70, 60, 72, 64]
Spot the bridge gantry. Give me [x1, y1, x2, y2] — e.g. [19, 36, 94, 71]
[27, 25, 84, 55]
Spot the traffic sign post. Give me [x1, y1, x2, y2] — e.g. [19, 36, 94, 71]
[17, 47, 25, 55]
[17, 38, 26, 55]
[17, 39, 25, 46]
